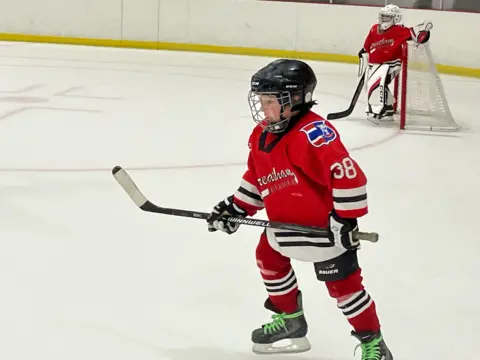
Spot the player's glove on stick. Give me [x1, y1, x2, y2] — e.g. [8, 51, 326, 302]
[207, 195, 247, 234]
[329, 210, 360, 250]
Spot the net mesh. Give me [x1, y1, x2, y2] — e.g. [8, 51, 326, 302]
[393, 42, 458, 131]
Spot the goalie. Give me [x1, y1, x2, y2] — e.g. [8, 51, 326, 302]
[359, 4, 432, 123]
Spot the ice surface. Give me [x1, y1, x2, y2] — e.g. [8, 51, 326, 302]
[0, 41, 478, 360]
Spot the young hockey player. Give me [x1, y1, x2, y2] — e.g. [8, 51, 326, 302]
[206, 59, 393, 360]
[359, 4, 432, 123]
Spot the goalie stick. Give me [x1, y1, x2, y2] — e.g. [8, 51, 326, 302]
[111, 166, 379, 243]
[326, 74, 365, 120]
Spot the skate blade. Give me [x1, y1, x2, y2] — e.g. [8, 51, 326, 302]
[252, 337, 311, 355]
[366, 115, 380, 126]
[367, 116, 395, 127]
[380, 116, 394, 121]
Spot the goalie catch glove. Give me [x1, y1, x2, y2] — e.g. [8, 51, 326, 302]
[329, 210, 360, 250]
[411, 20, 433, 44]
[206, 195, 247, 234]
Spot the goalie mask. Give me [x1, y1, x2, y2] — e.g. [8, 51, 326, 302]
[248, 59, 317, 133]
[378, 4, 402, 31]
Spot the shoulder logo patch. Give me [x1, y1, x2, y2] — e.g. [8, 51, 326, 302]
[300, 120, 337, 147]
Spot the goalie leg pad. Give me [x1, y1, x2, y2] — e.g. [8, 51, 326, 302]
[366, 61, 401, 120]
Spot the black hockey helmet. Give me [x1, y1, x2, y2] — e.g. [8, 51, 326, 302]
[248, 59, 317, 133]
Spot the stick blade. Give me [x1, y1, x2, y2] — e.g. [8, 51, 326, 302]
[326, 75, 364, 120]
[112, 166, 148, 208]
[327, 110, 352, 120]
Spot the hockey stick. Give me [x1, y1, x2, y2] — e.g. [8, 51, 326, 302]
[111, 166, 379, 243]
[326, 74, 365, 120]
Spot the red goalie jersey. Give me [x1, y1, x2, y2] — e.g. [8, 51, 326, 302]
[363, 24, 413, 64]
[232, 111, 368, 230]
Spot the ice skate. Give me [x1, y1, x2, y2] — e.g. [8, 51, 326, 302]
[380, 104, 395, 121]
[367, 111, 394, 125]
[251, 291, 310, 354]
[379, 114, 394, 122]
[384, 104, 395, 117]
[367, 113, 380, 125]
[352, 330, 393, 360]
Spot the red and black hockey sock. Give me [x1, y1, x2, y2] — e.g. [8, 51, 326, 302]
[326, 269, 381, 333]
[261, 267, 299, 313]
[256, 233, 299, 313]
[337, 289, 380, 332]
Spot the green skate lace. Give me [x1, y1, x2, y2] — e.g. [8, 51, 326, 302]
[354, 336, 382, 360]
[262, 310, 303, 335]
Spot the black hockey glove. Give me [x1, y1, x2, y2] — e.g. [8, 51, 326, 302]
[206, 195, 247, 234]
[328, 210, 360, 250]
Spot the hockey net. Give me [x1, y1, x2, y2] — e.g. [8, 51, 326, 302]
[393, 42, 459, 131]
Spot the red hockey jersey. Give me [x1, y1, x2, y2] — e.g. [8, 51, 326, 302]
[363, 24, 413, 64]
[233, 111, 368, 262]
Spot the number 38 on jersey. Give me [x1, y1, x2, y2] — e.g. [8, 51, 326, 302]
[331, 157, 358, 179]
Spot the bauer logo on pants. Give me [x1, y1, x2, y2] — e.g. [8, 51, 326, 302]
[300, 120, 337, 147]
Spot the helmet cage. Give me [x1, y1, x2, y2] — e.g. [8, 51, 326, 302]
[378, 5, 402, 30]
[379, 14, 395, 30]
[248, 90, 295, 133]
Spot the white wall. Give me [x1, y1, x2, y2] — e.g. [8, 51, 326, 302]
[0, 0, 478, 69]
[0, 0, 122, 39]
